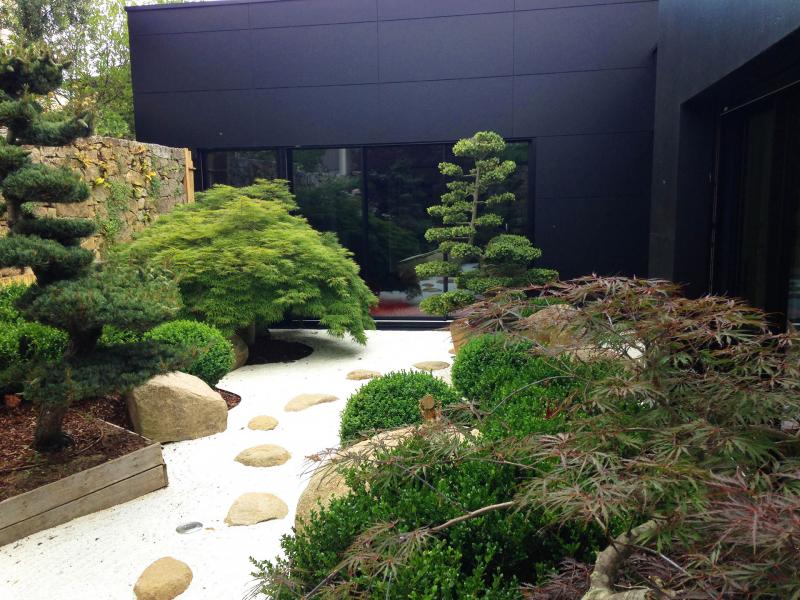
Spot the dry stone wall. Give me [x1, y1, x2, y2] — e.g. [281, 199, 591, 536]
[0, 136, 192, 257]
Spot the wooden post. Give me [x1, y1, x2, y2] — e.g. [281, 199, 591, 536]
[183, 148, 195, 204]
[419, 394, 439, 422]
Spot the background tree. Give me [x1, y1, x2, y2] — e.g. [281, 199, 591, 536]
[0, 0, 182, 137]
[417, 131, 555, 316]
[114, 179, 378, 344]
[0, 47, 183, 451]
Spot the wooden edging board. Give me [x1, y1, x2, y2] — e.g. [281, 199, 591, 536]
[0, 422, 168, 548]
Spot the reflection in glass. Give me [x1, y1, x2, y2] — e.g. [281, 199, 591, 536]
[365, 145, 448, 317]
[204, 150, 278, 187]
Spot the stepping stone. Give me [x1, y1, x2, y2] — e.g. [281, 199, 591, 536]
[413, 361, 450, 372]
[134, 557, 192, 600]
[225, 492, 288, 526]
[247, 415, 278, 431]
[448, 347, 456, 355]
[285, 393, 338, 412]
[235, 444, 290, 467]
[346, 369, 381, 381]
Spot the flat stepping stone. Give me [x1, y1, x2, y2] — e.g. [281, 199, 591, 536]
[134, 557, 192, 600]
[247, 415, 278, 431]
[413, 361, 450, 372]
[225, 492, 288, 526]
[346, 370, 381, 381]
[235, 444, 290, 467]
[285, 393, 338, 412]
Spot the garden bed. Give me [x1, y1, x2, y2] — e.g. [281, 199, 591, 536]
[0, 411, 166, 547]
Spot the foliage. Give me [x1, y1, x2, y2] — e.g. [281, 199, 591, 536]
[0, 283, 27, 324]
[0, 47, 183, 450]
[1, 0, 183, 138]
[294, 176, 422, 294]
[143, 320, 234, 385]
[0, 320, 68, 395]
[339, 371, 461, 443]
[255, 276, 800, 599]
[417, 132, 554, 316]
[114, 179, 377, 343]
[251, 428, 606, 599]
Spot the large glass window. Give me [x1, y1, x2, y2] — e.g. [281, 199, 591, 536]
[204, 150, 278, 187]
[202, 141, 532, 321]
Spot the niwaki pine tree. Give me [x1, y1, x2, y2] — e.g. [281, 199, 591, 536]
[416, 132, 556, 316]
[0, 46, 182, 451]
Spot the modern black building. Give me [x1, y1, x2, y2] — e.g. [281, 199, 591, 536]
[126, 0, 800, 325]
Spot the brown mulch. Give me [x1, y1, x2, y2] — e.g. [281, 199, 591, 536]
[247, 337, 313, 365]
[215, 387, 241, 410]
[0, 398, 148, 501]
[0, 383, 242, 502]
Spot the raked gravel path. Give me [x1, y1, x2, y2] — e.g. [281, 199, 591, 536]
[0, 329, 452, 600]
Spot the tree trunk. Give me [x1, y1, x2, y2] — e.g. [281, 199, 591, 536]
[33, 403, 72, 452]
[237, 322, 257, 347]
[581, 521, 659, 600]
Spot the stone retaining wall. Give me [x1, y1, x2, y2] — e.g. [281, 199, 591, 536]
[0, 136, 193, 257]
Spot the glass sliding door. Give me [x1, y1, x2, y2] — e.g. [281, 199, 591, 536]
[714, 85, 800, 327]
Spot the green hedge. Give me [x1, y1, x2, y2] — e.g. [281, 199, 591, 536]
[0, 283, 26, 324]
[339, 371, 462, 444]
[143, 320, 234, 386]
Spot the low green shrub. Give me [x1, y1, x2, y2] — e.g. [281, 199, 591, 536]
[252, 434, 605, 598]
[0, 321, 68, 395]
[339, 371, 462, 444]
[0, 283, 26, 324]
[452, 333, 614, 439]
[143, 320, 234, 386]
[98, 325, 141, 347]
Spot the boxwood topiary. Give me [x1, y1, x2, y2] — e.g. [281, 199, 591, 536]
[143, 320, 234, 386]
[0, 283, 26, 324]
[0, 321, 68, 395]
[252, 434, 606, 598]
[339, 370, 462, 444]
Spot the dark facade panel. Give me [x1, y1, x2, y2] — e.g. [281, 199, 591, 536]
[513, 68, 655, 136]
[250, 85, 381, 147]
[536, 132, 653, 198]
[134, 90, 256, 148]
[649, 0, 800, 285]
[378, 78, 513, 143]
[126, 3, 249, 35]
[378, 13, 513, 82]
[516, 0, 648, 10]
[536, 194, 650, 279]
[249, 0, 377, 28]
[514, 2, 657, 74]
[130, 31, 252, 93]
[377, 0, 513, 20]
[250, 22, 378, 87]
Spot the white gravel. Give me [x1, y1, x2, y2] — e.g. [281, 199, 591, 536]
[0, 329, 453, 600]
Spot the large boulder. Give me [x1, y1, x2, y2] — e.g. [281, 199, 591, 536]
[229, 333, 249, 369]
[518, 304, 580, 347]
[133, 557, 192, 600]
[126, 372, 228, 443]
[295, 427, 414, 531]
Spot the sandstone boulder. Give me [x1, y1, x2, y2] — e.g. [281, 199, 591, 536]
[247, 415, 278, 431]
[413, 361, 450, 372]
[285, 393, 338, 412]
[125, 372, 227, 443]
[229, 333, 249, 370]
[518, 304, 580, 347]
[346, 370, 381, 381]
[235, 444, 291, 467]
[225, 493, 288, 526]
[133, 557, 192, 600]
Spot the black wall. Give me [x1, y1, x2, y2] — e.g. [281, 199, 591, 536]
[127, 0, 658, 279]
[650, 0, 800, 293]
